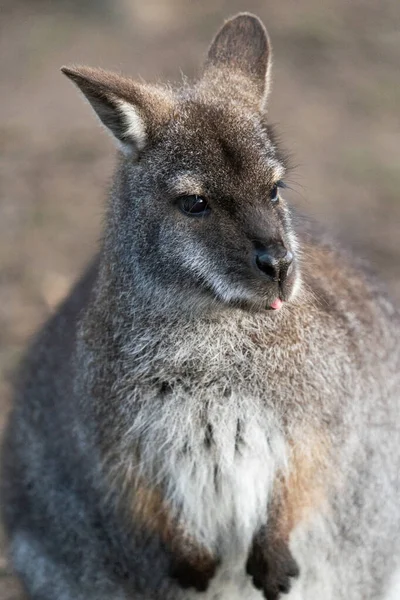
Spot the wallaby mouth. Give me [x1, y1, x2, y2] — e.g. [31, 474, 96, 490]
[251, 241, 296, 311]
[262, 266, 298, 311]
[269, 298, 283, 310]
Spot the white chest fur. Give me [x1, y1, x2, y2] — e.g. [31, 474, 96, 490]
[128, 391, 287, 555]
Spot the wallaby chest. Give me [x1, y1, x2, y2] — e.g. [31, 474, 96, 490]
[115, 313, 306, 552]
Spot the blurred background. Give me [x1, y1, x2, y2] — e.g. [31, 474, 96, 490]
[0, 0, 399, 596]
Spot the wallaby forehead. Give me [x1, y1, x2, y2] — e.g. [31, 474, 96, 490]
[163, 97, 284, 184]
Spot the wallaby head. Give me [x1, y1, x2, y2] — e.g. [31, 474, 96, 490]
[62, 14, 299, 316]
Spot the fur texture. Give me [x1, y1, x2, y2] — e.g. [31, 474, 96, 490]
[2, 13, 400, 600]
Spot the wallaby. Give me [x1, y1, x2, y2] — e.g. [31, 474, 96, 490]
[2, 13, 400, 600]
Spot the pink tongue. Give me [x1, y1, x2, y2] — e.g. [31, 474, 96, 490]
[270, 298, 283, 310]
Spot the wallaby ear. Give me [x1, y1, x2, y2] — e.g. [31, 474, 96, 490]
[203, 13, 271, 108]
[61, 66, 173, 157]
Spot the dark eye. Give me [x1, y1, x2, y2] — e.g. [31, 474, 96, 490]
[178, 195, 211, 217]
[269, 183, 280, 203]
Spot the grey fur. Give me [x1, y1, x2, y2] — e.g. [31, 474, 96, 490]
[2, 13, 400, 600]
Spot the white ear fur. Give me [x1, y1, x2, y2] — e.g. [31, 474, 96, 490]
[62, 66, 173, 158]
[115, 99, 147, 155]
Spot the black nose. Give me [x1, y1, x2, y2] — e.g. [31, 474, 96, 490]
[254, 243, 293, 282]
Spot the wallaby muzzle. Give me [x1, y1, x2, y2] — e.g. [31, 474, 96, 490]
[253, 241, 294, 284]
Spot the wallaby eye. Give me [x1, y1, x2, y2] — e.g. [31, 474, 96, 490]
[178, 195, 211, 217]
[269, 184, 279, 203]
[270, 180, 286, 204]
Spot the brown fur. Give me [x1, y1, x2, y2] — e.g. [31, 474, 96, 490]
[132, 478, 219, 588]
[273, 433, 332, 542]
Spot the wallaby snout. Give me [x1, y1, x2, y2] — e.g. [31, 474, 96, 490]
[252, 240, 296, 306]
[253, 241, 294, 283]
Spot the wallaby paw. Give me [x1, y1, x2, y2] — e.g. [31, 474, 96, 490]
[246, 532, 299, 600]
[170, 556, 219, 592]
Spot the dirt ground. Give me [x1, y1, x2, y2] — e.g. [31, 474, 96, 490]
[0, 0, 399, 596]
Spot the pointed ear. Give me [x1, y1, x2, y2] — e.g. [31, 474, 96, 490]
[203, 13, 271, 108]
[61, 66, 173, 157]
